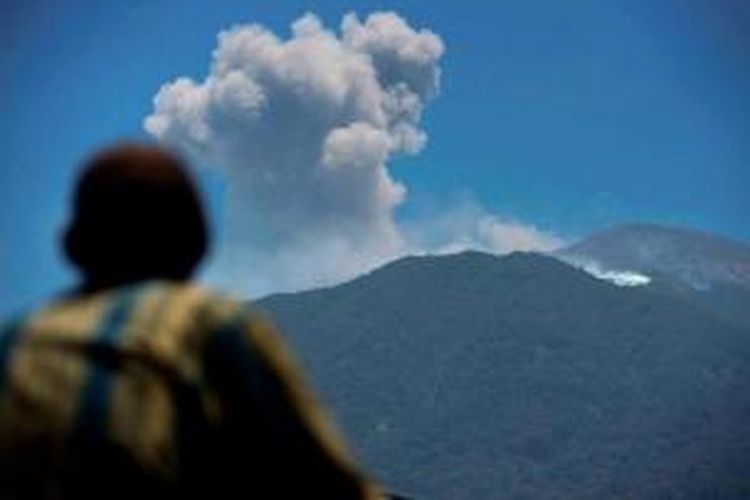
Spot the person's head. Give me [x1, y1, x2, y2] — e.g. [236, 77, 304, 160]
[64, 144, 209, 292]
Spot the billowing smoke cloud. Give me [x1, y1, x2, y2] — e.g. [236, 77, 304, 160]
[145, 12, 560, 295]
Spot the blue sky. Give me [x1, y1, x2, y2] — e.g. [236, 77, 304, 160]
[1, 0, 749, 315]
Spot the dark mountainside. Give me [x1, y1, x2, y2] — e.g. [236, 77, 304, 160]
[257, 248, 750, 499]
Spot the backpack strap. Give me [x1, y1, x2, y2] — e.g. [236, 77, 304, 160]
[69, 286, 143, 446]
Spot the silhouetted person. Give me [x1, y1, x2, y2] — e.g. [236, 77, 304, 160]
[0, 144, 381, 499]
[64, 145, 209, 293]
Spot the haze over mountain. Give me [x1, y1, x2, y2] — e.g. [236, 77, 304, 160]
[557, 223, 750, 330]
[257, 233, 750, 499]
[557, 223, 750, 291]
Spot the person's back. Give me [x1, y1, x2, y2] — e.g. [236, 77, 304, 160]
[0, 145, 379, 499]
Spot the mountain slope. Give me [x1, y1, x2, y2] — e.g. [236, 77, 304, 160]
[258, 251, 750, 499]
[556, 222, 750, 329]
[556, 222, 750, 290]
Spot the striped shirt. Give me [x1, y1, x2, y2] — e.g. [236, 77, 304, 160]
[0, 281, 381, 499]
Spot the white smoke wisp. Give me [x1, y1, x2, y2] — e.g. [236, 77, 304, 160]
[577, 261, 652, 287]
[145, 11, 444, 294]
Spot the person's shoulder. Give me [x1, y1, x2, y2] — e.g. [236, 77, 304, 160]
[144, 281, 272, 335]
[0, 289, 112, 339]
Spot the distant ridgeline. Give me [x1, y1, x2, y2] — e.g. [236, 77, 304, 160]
[257, 223, 750, 499]
[556, 223, 750, 329]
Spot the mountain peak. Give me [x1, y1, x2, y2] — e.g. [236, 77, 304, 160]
[258, 228, 750, 499]
[362, 250, 586, 286]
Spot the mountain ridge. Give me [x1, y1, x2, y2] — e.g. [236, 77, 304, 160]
[257, 247, 750, 499]
[556, 222, 750, 290]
